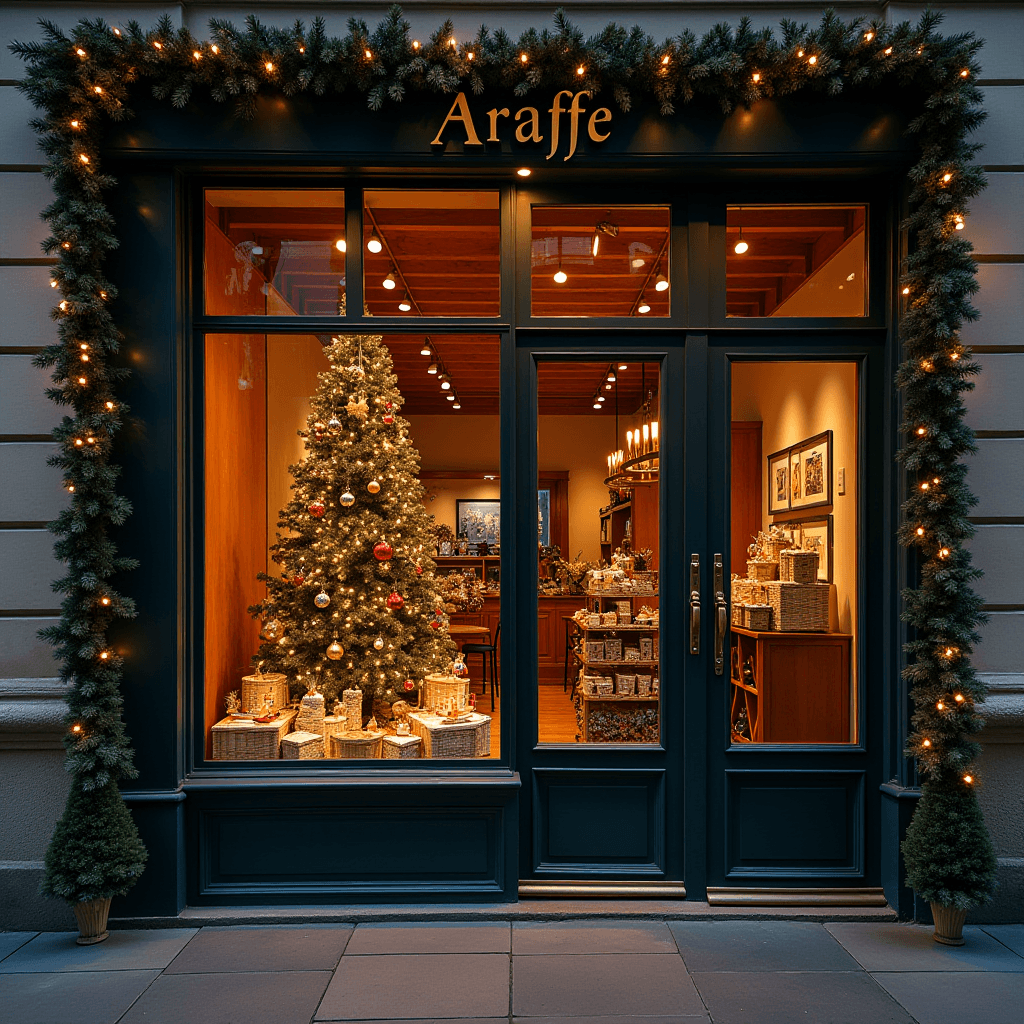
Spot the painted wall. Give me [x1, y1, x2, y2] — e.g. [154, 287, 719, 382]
[1, 1, 1021, 926]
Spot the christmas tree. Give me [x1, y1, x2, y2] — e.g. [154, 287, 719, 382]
[250, 332, 455, 719]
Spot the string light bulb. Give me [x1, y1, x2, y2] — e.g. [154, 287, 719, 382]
[955, 693, 965, 703]
[520, 52, 528, 63]
[884, 47, 892, 56]
[427, 362, 438, 375]
[916, 426, 927, 436]
[577, 65, 585, 76]
[937, 701, 945, 711]
[79, 154, 90, 164]
[420, 341, 432, 356]
[942, 172, 952, 183]
[964, 774, 973, 784]
[916, 526, 925, 537]
[922, 738, 931, 747]
[211, 45, 219, 54]
[752, 72, 761, 83]
[76, 48, 87, 57]
[439, 374, 451, 391]
[902, 286, 910, 295]
[960, 69, 969, 78]
[452, 397, 461, 409]
[365, 49, 373, 60]
[72, 723, 82, 733]
[153, 41, 162, 50]
[100, 596, 111, 606]
[808, 55, 818, 65]
[70, 120, 81, 129]
[265, 61, 274, 72]
[864, 31, 874, 41]
[93, 86, 103, 94]
[939, 547, 950, 558]
[412, 41, 420, 50]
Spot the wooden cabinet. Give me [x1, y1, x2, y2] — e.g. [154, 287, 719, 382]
[434, 554, 500, 588]
[730, 626, 852, 743]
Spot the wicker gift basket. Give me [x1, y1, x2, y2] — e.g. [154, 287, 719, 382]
[408, 711, 491, 758]
[742, 604, 773, 631]
[280, 730, 325, 759]
[746, 560, 780, 582]
[764, 581, 829, 632]
[212, 709, 298, 760]
[382, 734, 422, 759]
[780, 549, 820, 584]
[422, 672, 470, 713]
[240, 671, 291, 714]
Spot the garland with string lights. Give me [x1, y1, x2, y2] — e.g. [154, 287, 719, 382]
[11, 5, 994, 911]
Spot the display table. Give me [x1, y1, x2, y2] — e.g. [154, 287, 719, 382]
[408, 710, 491, 758]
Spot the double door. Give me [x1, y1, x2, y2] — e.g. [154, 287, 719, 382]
[515, 334, 887, 900]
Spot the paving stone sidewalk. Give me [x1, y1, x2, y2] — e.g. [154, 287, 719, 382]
[1, 918, 1023, 1024]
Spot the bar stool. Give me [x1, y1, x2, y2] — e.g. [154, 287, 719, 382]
[463, 622, 500, 711]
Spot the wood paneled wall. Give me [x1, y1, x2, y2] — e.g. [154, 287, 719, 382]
[203, 335, 268, 753]
[731, 422, 763, 574]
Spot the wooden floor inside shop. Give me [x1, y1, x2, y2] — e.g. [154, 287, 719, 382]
[471, 682, 578, 757]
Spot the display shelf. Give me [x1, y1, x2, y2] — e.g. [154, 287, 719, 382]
[580, 693, 659, 703]
[580, 658, 659, 668]
[572, 621, 658, 631]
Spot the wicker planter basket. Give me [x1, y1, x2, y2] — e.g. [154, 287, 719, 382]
[764, 582, 829, 632]
[329, 730, 384, 758]
[240, 672, 290, 714]
[930, 903, 968, 946]
[408, 710, 491, 758]
[780, 549, 820, 584]
[211, 709, 298, 760]
[73, 897, 112, 945]
[747, 560, 779, 582]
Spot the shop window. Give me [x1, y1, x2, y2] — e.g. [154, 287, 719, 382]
[203, 332, 501, 761]
[537, 360, 662, 745]
[531, 206, 670, 317]
[204, 190, 346, 316]
[726, 205, 867, 317]
[363, 190, 500, 317]
[729, 360, 858, 744]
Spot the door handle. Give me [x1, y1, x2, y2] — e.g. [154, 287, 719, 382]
[689, 553, 700, 654]
[713, 552, 727, 675]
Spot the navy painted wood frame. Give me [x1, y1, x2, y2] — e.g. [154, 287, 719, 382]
[94, 87, 914, 918]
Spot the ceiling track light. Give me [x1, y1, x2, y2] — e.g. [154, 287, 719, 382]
[420, 339, 433, 356]
[591, 217, 619, 258]
[654, 272, 669, 292]
[439, 374, 451, 390]
[452, 396, 462, 409]
[398, 293, 412, 312]
[734, 207, 749, 254]
[606, 367, 617, 383]
[427, 362, 439, 375]
[637, 296, 652, 315]
[367, 230, 382, 254]
[382, 271, 397, 290]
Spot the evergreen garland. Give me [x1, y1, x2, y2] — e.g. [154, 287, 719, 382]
[11, 5, 993, 907]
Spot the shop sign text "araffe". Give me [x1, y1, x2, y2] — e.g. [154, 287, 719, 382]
[431, 91, 612, 161]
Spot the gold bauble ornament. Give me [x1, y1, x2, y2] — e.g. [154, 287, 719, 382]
[326, 639, 344, 660]
[374, 636, 385, 650]
[367, 479, 381, 494]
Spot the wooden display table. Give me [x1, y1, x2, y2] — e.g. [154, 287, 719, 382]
[729, 627, 852, 743]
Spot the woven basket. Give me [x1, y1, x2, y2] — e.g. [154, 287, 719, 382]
[280, 730, 325, 759]
[241, 672, 290, 714]
[329, 730, 383, 759]
[764, 581, 829, 632]
[294, 692, 326, 735]
[780, 549, 820, 584]
[382, 734, 422, 759]
[422, 673, 471, 713]
[212, 709, 298, 760]
[742, 604, 772, 631]
[408, 711, 491, 758]
[747, 560, 779, 582]
[765, 536, 788, 561]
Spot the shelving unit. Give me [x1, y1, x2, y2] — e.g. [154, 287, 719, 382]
[434, 554, 500, 587]
[729, 626, 852, 744]
[573, 587, 660, 743]
[599, 500, 631, 562]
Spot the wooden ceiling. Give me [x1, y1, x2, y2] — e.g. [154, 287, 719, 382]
[726, 205, 866, 317]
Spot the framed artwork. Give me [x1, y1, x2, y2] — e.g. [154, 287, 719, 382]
[767, 430, 833, 517]
[456, 499, 501, 546]
[767, 447, 792, 514]
[790, 430, 832, 511]
[790, 514, 834, 583]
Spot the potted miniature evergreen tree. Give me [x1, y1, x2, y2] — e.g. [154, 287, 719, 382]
[42, 781, 148, 944]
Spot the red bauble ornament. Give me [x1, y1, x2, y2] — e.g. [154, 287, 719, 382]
[308, 500, 325, 518]
[383, 413, 395, 425]
[292, 573, 305, 586]
[415, 562, 424, 576]
[404, 679, 415, 692]
[386, 591, 405, 610]
[373, 540, 394, 562]
[430, 620, 440, 630]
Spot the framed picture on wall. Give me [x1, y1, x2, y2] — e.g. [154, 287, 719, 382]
[790, 430, 833, 511]
[456, 499, 501, 547]
[767, 448, 791, 514]
[791, 514, 834, 583]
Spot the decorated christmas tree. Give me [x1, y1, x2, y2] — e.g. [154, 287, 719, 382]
[250, 333, 455, 718]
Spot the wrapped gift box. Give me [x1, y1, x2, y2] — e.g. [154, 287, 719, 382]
[408, 710, 491, 758]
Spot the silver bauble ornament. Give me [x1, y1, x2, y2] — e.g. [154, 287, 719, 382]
[328, 417, 341, 431]
[340, 491, 355, 507]
[261, 618, 283, 641]
[314, 590, 330, 609]
[374, 636, 385, 650]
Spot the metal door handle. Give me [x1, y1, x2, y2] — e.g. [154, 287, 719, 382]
[689, 553, 700, 654]
[713, 552, 726, 675]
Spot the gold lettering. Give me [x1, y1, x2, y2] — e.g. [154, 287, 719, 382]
[587, 107, 612, 143]
[546, 90, 572, 160]
[515, 106, 542, 144]
[431, 91, 483, 147]
[487, 107, 510, 142]
[565, 91, 591, 161]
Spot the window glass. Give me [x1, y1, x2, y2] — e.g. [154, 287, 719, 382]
[729, 360, 858, 744]
[204, 190, 346, 316]
[363, 191, 500, 317]
[531, 206, 670, 317]
[204, 332, 500, 760]
[536, 360, 662, 745]
[726, 205, 867, 317]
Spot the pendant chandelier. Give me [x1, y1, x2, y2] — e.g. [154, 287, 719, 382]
[604, 364, 659, 488]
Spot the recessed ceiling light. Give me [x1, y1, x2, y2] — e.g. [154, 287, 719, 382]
[517, 168, 531, 177]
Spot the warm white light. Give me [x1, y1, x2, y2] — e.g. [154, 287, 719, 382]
[365, 49, 373, 60]
[420, 342, 432, 356]
[637, 297, 651, 314]
[864, 31, 874, 41]
[398, 294, 412, 312]
[592, 233, 600, 258]
[596, 395, 605, 402]
[655, 274, 669, 292]
[367, 232, 383, 254]
[618, 363, 628, 370]
[752, 72, 761, 83]
[631, 257, 645, 268]
[520, 53, 528, 63]
[553, 267, 567, 284]
[382, 272, 396, 290]
[427, 362, 438, 375]
[439, 375, 451, 391]
[517, 168, 531, 177]
[265, 61, 274, 72]
[593, 401, 602, 409]
[734, 239, 749, 255]
[452, 397, 461, 409]
[606, 370, 616, 382]
[808, 55, 818, 65]
[335, 238, 346, 252]
[577, 65, 585, 76]
[446, 392, 455, 401]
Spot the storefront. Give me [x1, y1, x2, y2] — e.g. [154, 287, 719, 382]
[14, 7, 1014, 927]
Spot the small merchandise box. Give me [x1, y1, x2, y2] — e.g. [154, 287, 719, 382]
[615, 673, 636, 695]
[382, 734, 422, 759]
[280, 730, 325, 759]
[585, 640, 605, 662]
[604, 639, 623, 662]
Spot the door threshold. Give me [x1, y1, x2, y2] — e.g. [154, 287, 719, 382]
[707, 886, 889, 907]
[519, 879, 687, 899]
